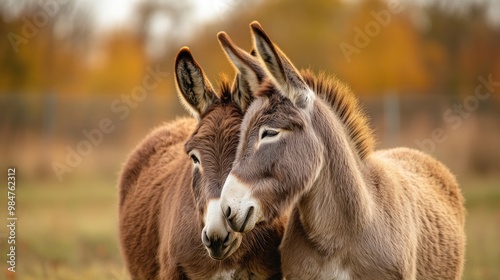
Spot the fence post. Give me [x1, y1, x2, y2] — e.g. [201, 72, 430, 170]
[42, 92, 56, 176]
[384, 91, 400, 147]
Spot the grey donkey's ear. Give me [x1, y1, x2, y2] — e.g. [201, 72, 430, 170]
[250, 21, 313, 109]
[218, 32, 266, 112]
[175, 47, 218, 120]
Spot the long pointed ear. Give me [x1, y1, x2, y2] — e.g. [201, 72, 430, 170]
[250, 21, 314, 109]
[218, 32, 266, 112]
[175, 47, 218, 120]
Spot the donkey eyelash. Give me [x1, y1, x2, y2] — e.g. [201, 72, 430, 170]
[261, 129, 279, 139]
[191, 155, 199, 164]
[189, 153, 200, 164]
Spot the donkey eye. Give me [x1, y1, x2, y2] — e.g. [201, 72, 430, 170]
[190, 154, 200, 164]
[261, 129, 279, 139]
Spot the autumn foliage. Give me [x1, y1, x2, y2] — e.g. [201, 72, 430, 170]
[1, 0, 499, 97]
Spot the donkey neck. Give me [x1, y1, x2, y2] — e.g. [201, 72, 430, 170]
[297, 100, 373, 254]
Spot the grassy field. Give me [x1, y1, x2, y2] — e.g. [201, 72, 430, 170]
[1, 176, 499, 279]
[1, 178, 127, 280]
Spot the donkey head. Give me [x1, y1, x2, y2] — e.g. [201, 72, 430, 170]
[175, 47, 257, 259]
[219, 22, 324, 233]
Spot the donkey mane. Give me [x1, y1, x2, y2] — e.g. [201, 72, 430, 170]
[300, 69, 375, 159]
[215, 76, 233, 104]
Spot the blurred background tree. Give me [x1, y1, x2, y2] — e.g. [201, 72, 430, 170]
[1, 0, 499, 97]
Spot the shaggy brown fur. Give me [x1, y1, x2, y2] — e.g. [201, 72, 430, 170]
[219, 22, 465, 280]
[119, 48, 284, 279]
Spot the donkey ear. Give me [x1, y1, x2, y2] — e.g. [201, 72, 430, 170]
[250, 21, 313, 109]
[175, 47, 218, 120]
[218, 32, 266, 112]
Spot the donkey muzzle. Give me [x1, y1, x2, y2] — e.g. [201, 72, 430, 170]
[220, 174, 261, 233]
[202, 229, 238, 260]
[203, 198, 241, 260]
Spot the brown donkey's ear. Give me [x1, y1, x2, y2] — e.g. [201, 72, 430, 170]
[175, 47, 218, 121]
[250, 21, 313, 109]
[218, 32, 266, 112]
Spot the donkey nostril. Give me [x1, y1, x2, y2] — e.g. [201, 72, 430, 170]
[223, 232, 232, 247]
[202, 230, 211, 247]
[225, 206, 232, 219]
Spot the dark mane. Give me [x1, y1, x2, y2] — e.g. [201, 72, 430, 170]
[301, 69, 375, 159]
[217, 75, 233, 104]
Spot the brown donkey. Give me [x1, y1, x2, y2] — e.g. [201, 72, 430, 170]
[118, 47, 284, 279]
[217, 22, 465, 280]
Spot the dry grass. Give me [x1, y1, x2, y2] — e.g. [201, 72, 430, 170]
[1, 176, 498, 279]
[461, 177, 500, 280]
[1, 178, 128, 280]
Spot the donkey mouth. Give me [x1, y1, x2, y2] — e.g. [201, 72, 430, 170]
[209, 238, 239, 260]
[239, 206, 255, 232]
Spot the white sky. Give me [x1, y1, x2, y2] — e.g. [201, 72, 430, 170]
[3, 0, 499, 30]
[84, 0, 247, 58]
[88, 0, 236, 32]
[87, 0, 500, 32]
[90, 0, 140, 30]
